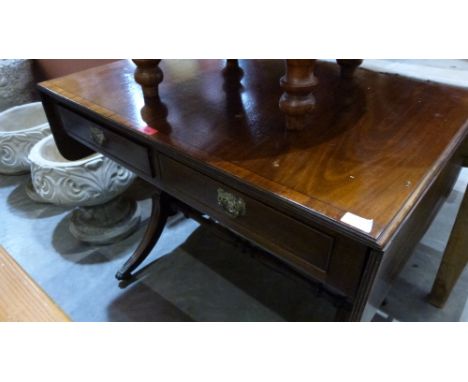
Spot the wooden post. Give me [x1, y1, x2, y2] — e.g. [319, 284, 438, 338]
[336, 59, 363, 79]
[279, 59, 318, 131]
[223, 59, 240, 72]
[222, 59, 244, 90]
[132, 59, 163, 99]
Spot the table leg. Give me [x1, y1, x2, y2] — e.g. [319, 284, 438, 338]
[223, 59, 241, 72]
[115, 191, 170, 280]
[336, 59, 363, 79]
[132, 59, 163, 99]
[222, 59, 244, 116]
[428, 183, 468, 308]
[222, 59, 244, 91]
[140, 97, 171, 134]
[279, 59, 318, 131]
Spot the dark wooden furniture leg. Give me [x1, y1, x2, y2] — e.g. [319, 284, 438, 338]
[428, 183, 468, 308]
[115, 191, 170, 280]
[223, 59, 240, 71]
[336, 59, 363, 79]
[279, 59, 317, 131]
[132, 59, 163, 99]
[222, 59, 244, 88]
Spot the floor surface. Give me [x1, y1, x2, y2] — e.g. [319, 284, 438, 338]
[1, 170, 467, 321]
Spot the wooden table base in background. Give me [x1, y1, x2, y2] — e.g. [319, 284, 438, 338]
[429, 182, 468, 308]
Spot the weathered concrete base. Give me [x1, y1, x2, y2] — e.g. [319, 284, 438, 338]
[69, 196, 141, 245]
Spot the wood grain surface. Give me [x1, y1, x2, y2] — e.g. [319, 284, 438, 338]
[37, 60, 468, 320]
[38, 60, 468, 249]
[0, 246, 70, 322]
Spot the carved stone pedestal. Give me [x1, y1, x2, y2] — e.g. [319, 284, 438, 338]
[69, 196, 141, 245]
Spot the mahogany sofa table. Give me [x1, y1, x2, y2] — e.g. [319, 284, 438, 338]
[37, 60, 468, 321]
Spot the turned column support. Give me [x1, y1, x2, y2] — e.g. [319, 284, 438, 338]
[132, 59, 163, 99]
[336, 59, 363, 79]
[222, 59, 244, 88]
[222, 59, 245, 116]
[279, 59, 318, 131]
[223, 59, 241, 72]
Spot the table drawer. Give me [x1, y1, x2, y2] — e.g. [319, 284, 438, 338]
[160, 155, 334, 277]
[56, 104, 153, 177]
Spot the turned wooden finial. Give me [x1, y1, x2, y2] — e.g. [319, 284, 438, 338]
[279, 59, 318, 131]
[336, 59, 363, 79]
[140, 98, 171, 134]
[223, 59, 241, 71]
[132, 59, 163, 98]
[222, 59, 245, 117]
[222, 59, 244, 90]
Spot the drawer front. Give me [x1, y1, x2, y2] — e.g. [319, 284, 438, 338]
[160, 155, 334, 277]
[56, 104, 153, 177]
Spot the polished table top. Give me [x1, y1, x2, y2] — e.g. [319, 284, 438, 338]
[40, 59, 468, 249]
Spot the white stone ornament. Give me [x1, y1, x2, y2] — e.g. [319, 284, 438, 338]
[28, 135, 140, 244]
[29, 135, 135, 206]
[0, 102, 51, 174]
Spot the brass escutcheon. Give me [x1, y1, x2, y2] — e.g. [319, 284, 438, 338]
[217, 188, 246, 218]
[89, 126, 106, 146]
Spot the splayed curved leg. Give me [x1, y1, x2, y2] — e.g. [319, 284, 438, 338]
[115, 191, 169, 280]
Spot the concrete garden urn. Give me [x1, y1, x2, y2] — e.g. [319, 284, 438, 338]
[0, 102, 51, 174]
[28, 135, 141, 244]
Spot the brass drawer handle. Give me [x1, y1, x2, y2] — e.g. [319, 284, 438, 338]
[217, 188, 246, 218]
[89, 126, 106, 146]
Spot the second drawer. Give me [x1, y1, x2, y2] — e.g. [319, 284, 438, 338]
[159, 155, 335, 278]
